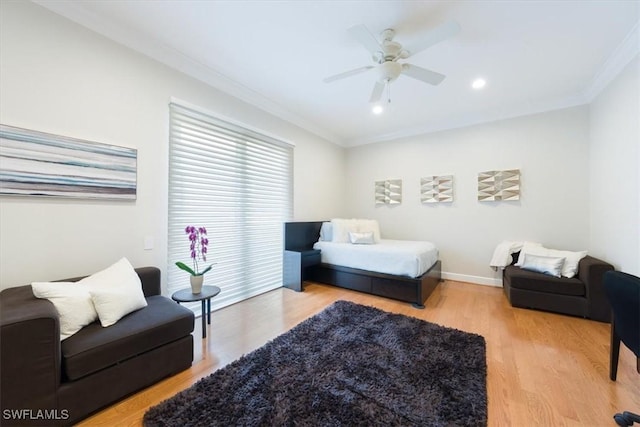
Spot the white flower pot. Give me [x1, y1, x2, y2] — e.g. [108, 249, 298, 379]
[190, 275, 204, 294]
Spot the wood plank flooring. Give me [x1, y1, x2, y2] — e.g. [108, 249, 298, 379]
[78, 280, 639, 426]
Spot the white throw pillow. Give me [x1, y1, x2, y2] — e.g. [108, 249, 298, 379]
[319, 222, 333, 242]
[514, 241, 544, 267]
[349, 231, 375, 244]
[31, 282, 98, 340]
[79, 257, 147, 327]
[354, 219, 381, 243]
[88, 286, 147, 327]
[330, 219, 359, 243]
[520, 254, 566, 278]
[516, 243, 586, 278]
[545, 249, 587, 279]
[331, 218, 381, 243]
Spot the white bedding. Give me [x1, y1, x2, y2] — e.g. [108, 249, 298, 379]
[313, 239, 439, 278]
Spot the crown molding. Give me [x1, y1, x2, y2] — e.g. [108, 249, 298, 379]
[344, 93, 588, 147]
[583, 22, 639, 102]
[32, 0, 344, 146]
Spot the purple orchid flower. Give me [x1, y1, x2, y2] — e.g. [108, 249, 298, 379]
[175, 225, 214, 276]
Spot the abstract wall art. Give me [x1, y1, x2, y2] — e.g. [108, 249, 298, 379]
[375, 179, 402, 205]
[0, 124, 137, 200]
[477, 169, 520, 201]
[421, 175, 453, 203]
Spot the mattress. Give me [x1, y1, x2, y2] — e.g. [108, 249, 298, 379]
[312, 239, 439, 278]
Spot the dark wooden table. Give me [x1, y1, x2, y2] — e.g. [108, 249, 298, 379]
[171, 285, 221, 339]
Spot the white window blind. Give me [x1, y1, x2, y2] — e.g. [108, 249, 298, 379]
[168, 102, 293, 313]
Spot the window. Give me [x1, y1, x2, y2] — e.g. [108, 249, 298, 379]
[168, 102, 293, 312]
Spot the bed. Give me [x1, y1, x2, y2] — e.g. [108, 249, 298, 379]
[283, 221, 442, 308]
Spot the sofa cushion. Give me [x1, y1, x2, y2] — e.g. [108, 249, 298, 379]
[504, 265, 585, 297]
[61, 296, 194, 381]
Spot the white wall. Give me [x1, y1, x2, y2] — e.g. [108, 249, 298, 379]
[589, 56, 639, 275]
[345, 106, 591, 285]
[0, 1, 345, 290]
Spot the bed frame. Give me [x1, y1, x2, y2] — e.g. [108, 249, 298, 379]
[284, 221, 442, 308]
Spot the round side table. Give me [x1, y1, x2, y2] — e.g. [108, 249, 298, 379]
[172, 285, 221, 339]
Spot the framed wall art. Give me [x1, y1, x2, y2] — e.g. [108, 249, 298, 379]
[375, 179, 402, 205]
[477, 169, 520, 201]
[0, 124, 137, 200]
[421, 175, 453, 203]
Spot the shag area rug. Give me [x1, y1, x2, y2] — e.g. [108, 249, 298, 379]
[144, 300, 487, 426]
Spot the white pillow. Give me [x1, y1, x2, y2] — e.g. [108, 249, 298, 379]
[354, 219, 381, 243]
[79, 257, 147, 327]
[520, 254, 566, 278]
[319, 222, 333, 242]
[514, 241, 544, 267]
[349, 231, 375, 244]
[331, 218, 381, 243]
[330, 218, 359, 243]
[88, 287, 147, 327]
[546, 249, 587, 278]
[516, 244, 587, 278]
[31, 282, 98, 340]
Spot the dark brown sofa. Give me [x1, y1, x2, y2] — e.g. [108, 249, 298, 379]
[0, 267, 195, 426]
[503, 252, 614, 322]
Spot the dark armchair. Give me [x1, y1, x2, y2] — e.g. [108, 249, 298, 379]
[603, 270, 640, 427]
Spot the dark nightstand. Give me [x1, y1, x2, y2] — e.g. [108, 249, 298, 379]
[283, 249, 321, 292]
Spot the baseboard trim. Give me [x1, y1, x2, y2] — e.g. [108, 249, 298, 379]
[442, 272, 502, 287]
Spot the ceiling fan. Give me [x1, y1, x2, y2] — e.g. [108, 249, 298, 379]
[324, 21, 461, 104]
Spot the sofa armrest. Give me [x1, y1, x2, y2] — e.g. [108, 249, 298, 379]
[135, 267, 161, 297]
[578, 255, 614, 322]
[0, 286, 61, 415]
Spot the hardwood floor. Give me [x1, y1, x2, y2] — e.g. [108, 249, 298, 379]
[79, 280, 639, 426]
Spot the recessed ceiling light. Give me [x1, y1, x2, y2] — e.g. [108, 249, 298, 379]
[472, 78, 486, 89]
[372, 104, 384, 115]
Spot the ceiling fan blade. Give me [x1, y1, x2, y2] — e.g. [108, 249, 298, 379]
[402, 64, 446, 85]
[404, 20, 461, 57]
[348, 24, 382, 55]
[369, 81, 385, 103]
[324, 66, 374, 83]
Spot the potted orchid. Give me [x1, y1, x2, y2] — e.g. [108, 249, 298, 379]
[176, 225, 214, 293]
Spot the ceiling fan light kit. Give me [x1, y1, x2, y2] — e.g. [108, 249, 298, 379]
[376, 61, 402, 83]
[324, 21, 460, 106]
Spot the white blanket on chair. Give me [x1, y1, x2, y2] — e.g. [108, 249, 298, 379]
[490, 241, 523, 269]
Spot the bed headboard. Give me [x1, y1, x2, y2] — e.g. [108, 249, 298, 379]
[284, 221, 324, 251]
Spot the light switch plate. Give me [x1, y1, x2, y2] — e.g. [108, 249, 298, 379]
[144, 236, 154, 250]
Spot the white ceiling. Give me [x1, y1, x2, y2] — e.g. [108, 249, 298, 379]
[36, 1, 639, 147]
